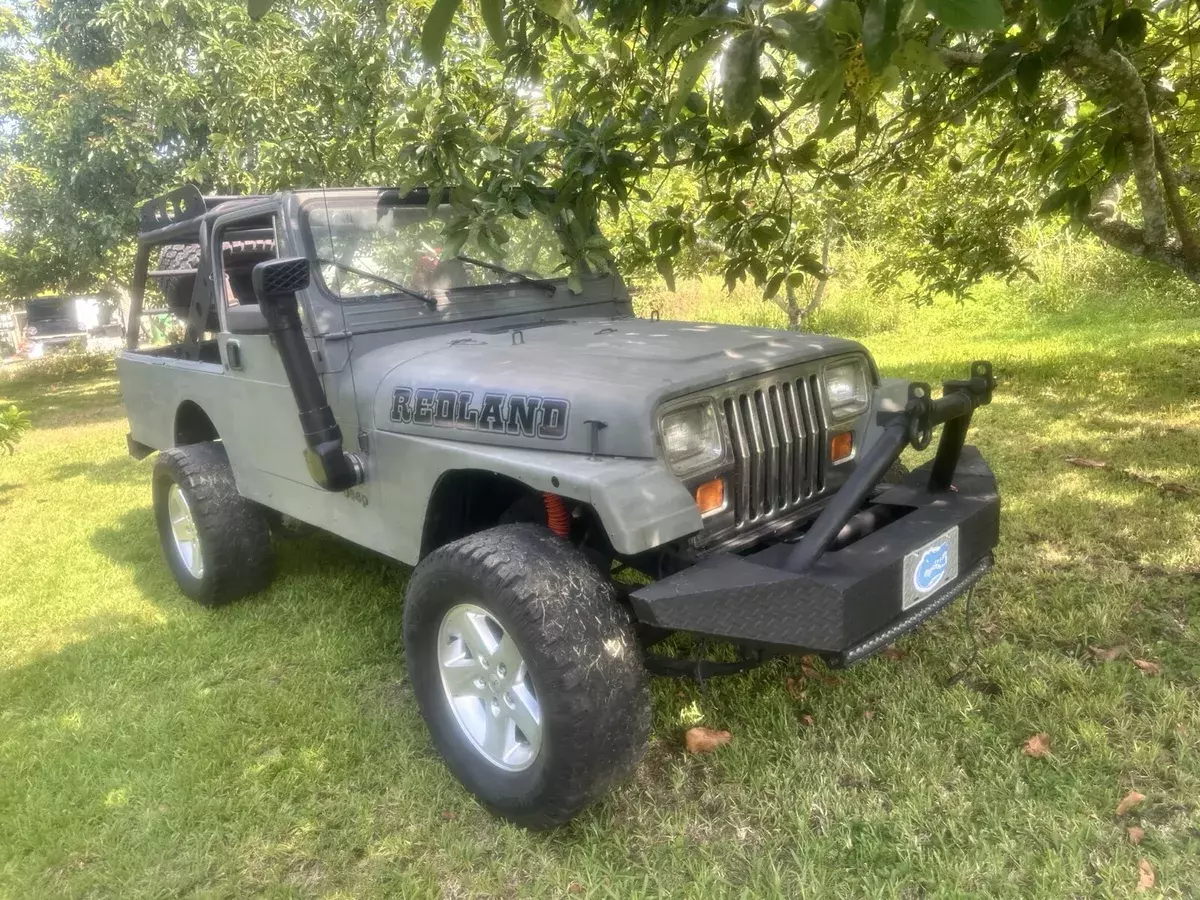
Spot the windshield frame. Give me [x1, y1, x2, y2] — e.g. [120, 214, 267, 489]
[298, 191, 571, 305]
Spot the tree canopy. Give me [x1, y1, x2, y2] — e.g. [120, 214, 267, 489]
[1, 0, 1198, 308]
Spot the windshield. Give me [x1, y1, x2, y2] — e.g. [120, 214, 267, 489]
[304, 198, 569, 301]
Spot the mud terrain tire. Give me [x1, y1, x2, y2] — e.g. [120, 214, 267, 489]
[403, 524, 650, 829]
[152, 441, 275, 607]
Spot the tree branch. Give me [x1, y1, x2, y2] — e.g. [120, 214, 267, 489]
[1154, 133, 1200, 261]
[1066, 37, 1169, 248]
[1086, 170, 1199, 280]
[940, 48, 984, 68]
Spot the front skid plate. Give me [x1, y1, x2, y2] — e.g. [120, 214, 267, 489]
[629, 447, 1000, 656]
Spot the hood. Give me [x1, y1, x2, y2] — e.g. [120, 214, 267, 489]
[360, 317, 865, 458]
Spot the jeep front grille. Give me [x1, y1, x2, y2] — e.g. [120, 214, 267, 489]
[721, 372, 826, 528]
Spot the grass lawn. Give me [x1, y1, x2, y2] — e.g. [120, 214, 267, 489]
[1, 275, 1198, 898]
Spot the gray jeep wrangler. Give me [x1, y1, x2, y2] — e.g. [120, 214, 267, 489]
[118, 186, 1000, 828]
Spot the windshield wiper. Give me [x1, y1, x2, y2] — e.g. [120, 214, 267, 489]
[456, 255, 558, 294]
[317, 258, 436, 308]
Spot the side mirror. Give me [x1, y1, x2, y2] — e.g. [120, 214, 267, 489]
[251, 256, 310, 302]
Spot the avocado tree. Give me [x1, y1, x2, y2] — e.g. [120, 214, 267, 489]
[0, 0, 419, 299]
[4, 1, 1198, 304]
[245, 0, 1194, 299]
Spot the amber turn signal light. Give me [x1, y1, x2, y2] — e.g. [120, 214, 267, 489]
[830, 431, 854, 464]
[695, 477, 725, 515]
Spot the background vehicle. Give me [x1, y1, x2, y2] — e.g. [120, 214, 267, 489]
[22, 296, 105, 357]
[118, 185, 1000, 828]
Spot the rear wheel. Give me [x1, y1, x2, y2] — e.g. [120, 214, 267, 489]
[403, 524, 650, 828]
[152, 441, 275, 606]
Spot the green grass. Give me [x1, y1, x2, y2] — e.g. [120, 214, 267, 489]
[2, 252, 1199, 898]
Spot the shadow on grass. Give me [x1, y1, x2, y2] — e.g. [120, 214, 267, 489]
[0, 542, 427, 897]
[51, 456, 144, 486]
[88, 506, 410, 614]
[0, 375, 125, 431]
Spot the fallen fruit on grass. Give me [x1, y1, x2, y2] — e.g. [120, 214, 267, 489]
[799, 655, 842, 684]
[1137, 858, 1155, 892]
[685, 727, 732, 753]
[1127, 826, 1145, 845]
[1133, 658, 1162, 676]
[1089, 645, 1124, 663]
[567, 882, 585, 894]
[881, 646, 905, 661]
[1117, 791, 1146, 816]
[1023, 733, 1051, 758]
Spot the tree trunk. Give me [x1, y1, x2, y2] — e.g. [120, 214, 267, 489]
[795, 210, 834, 329]
[1064, 38, 1200, 284]
[784, 282, 801, 330]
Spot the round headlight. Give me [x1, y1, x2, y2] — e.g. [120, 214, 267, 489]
[660, 402, 724, 476]
[824, 360, 869, 420]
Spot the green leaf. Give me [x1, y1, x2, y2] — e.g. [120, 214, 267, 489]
[822, 0, 862, 37]
[567, 270, 584, 294]
[760, 76, 784, 100]
[535, 0, 581, 34]
[1036, 0, 1078, 22]
[723, 30, 763, 126]
[830, 172, 853, 189]
[1101, 131, 1129, 172]
[1038, 185, 1073, 215]
[863, 0, 903, 73]
[765, 12, 836, 68]
[655, 255, 676, 291]
[1015, 53, 1044, 97]
[764, 272, 785, 301]
[1067, 185, 1091, 223]
[659, 16, 730, 57]
[1115, 9, 1147, 47]
[926, 0, 1004, 32]
[1099, 19, 1120, 52]
[421, 0, 464, 64]
[247, 0, 275, 20]
[798, 254, 826, 277]
[668, 35, 724, 122]
[480, 0, 506, 49]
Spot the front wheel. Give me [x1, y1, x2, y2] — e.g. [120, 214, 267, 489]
[403, 524, 650, 829]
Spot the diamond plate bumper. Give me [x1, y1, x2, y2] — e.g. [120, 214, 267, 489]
[629, 446, 999, 663]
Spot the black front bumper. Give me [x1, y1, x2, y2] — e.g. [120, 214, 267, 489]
[629, 447, 999, 665]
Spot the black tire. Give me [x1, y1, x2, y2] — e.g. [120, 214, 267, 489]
[154, 243, 202, 313]
[153, 239, 276, 328]
[152, 441, 275, 607]
[403, 524, 650, 829]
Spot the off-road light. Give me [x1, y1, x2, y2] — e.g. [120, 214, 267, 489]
[830, 431, 854, 465]
[823, 360, 869, 420]
[660, 401, 723, 476]
[694, 477, 726, 516]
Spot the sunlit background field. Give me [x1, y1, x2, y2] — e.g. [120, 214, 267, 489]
[2, 240, 1198, 898]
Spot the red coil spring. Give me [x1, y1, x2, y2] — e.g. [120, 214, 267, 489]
[543, 492, 570, 538]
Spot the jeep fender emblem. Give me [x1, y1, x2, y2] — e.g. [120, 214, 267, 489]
[390, 387, 570, 440]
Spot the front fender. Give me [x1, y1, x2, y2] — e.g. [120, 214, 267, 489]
[373, 431, 701, 559]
